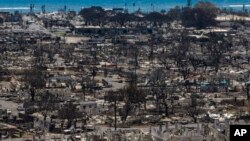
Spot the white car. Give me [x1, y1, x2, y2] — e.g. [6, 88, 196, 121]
[17, 106, 25, 114]
[6, 109, 12, 115]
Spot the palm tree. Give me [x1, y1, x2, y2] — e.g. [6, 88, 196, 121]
[151, 3, 154, 12]
[187, 0, 191, 7]
[41, 5, 45, 13]
[133, 3, 136, 12]
[30, 4, 35, 13]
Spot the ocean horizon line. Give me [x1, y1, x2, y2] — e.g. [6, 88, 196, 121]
[0, 4, 249, 13]
[0, 7, 30, 10]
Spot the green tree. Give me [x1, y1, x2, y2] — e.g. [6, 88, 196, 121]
[144, 12, 169, 27]
[79, 6, 107, 25]
[110, 13, 137, 27]
[181, 1, 218, 29]
[167, 6, 181, 21]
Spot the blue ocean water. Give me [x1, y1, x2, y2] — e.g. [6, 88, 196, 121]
[0, 0, 249, 13]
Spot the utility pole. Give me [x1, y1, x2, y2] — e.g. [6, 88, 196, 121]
[82, 81, 86, 101]
[247, 84, 249, 100]
[114, 97, 117, 131]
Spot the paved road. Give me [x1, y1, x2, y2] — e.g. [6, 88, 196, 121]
[208, 96, 247, 102]
[2, 138, 29, 141]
